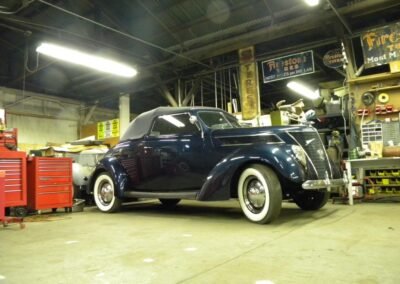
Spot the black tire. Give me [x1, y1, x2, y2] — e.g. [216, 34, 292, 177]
[293, 190, 329, 210]
[237, 164, 282, 224]
[14, 206, 28, 217]
[159, 199, 181, 208]
[93, 172, 122, 213]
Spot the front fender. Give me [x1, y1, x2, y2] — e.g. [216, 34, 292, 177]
[197, 144, 306, 201]
[90, 157, 130, 199]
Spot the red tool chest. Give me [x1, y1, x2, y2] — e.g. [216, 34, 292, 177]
[0, 171, 5, 220]
[0, 151, 27, 208]
[27, 157, 73, 212]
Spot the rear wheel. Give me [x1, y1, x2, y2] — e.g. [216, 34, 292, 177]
[237, 164, 282, 224]
[94, 173, 122, 213]
[293, 190, 329, 210]
[159, 199, 181, 208]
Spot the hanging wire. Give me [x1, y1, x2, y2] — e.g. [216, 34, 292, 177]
[24, 42, 40, 73]
[37, 0, 211, 69]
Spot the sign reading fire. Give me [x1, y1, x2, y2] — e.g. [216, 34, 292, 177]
[361, 22, 400, 67]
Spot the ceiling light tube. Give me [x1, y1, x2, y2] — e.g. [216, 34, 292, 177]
[287, 81, 320, 100]
[304, 0, 319, 7]
[36, 42, 137, 78]
[161, 115, 185, 128]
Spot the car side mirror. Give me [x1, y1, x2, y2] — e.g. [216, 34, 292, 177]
[189, 115, 197, 125]
[189, 115, 204, 138]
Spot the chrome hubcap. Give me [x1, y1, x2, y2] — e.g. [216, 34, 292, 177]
[244, 177, 266, 213]
[99, 182, 113, 205]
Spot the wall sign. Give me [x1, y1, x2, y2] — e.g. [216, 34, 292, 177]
[97, 118, 119, 139]
[261, 50, 315, 83]
[361, 22, 400, 67]
[238, 46, 260, 120]
[323, 48, 343, 68]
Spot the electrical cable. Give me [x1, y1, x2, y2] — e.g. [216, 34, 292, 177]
[0, 0, 35, 14]
[1, 17, 151, 66]
[37, 0, 212, 69]
[24, 41, 40, 73]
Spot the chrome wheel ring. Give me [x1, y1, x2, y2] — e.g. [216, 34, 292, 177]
[98, 181, 114, 205]
[243, 176, 266, 213]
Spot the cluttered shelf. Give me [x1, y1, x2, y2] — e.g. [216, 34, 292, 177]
[348, 71, 400, 84]
[366, 84, 400, 93]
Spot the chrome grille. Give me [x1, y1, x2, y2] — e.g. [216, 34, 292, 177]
[289, 130, 330, 178]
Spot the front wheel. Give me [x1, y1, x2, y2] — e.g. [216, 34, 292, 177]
[238, 164, 282, 224]
[93, 173, 122, 213]
[293, 190, 329, 210]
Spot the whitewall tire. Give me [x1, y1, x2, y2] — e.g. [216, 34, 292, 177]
[238, 164, 282, 224]
[94, 172, 122, 213]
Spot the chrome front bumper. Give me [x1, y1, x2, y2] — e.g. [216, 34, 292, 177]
[302, 177, 347, 191]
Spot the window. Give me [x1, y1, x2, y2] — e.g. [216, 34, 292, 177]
[151, 113, 199, 136]
[198, 111, 240, 129]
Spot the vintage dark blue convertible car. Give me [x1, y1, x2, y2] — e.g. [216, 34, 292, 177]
[91, 107, 345, 224]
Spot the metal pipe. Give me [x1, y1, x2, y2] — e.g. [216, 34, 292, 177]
[214, 72, 217, 108]
[228, 68, 232, 105]
[200, 80, 203, 107]
[327, 0, 353, 35]
[220, 70, 223, 110]
[178, 78, 182, 107]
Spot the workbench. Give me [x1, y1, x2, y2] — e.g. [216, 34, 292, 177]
[345, 157, 400, 205]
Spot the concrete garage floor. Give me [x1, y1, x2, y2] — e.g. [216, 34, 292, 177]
[1, 200, 399, 284]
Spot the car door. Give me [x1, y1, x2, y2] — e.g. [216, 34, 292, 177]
[135, 113, 208, 192]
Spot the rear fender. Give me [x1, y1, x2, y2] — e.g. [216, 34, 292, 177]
[89, 157, 129, 199]
[197, 144, 306, 201]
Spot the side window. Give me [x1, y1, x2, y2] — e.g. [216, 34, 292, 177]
[151, 113, 199, 136]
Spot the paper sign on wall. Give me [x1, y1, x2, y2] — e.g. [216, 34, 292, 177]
[97, 119, 119, 139]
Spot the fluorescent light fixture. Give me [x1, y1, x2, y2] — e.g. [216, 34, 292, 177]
[304, 0, 319, 6]
[161, 115, 185, 128]
[287, 81, 320, 100]
[36, 42, 137, 78]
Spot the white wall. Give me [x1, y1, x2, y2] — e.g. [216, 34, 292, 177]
[7, 114, 79, 146]
[0, 87, 120, 150]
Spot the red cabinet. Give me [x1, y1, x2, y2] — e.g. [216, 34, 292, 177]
[27, 157, 73, 212]
[0, 151, 27, 208]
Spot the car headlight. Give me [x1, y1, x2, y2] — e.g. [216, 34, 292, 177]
[291, 145, 307, 168]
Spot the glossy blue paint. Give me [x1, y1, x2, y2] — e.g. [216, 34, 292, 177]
[92, 107, 340, 202]
[197, 144, 306, 201]
[92, 156, 130, 198]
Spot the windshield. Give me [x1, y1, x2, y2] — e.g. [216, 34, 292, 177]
[198, 111, 240, 129]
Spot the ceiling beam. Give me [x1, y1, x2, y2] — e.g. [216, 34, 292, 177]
[167, 0, 400, 65]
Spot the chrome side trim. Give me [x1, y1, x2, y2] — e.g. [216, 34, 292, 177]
[215, 133, 285, 147]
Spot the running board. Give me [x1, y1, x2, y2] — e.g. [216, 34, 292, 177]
[123, 191, 198, 200]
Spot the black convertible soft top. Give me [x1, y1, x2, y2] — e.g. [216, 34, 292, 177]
[120, 106, 218, 140]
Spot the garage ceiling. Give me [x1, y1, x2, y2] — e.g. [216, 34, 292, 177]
[1, 0, 399, 113]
